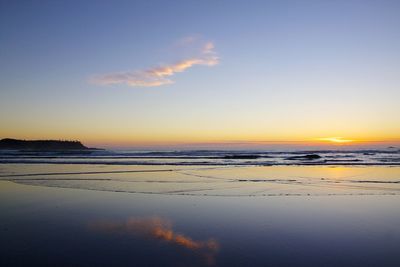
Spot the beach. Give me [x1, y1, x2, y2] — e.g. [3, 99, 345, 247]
[1, 159, 400, 267]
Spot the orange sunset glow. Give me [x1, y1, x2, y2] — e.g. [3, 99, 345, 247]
[316, 137, 354, 143]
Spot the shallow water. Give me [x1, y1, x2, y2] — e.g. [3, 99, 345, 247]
[1, 160, 400, 266]
[1, 164, 399, 196]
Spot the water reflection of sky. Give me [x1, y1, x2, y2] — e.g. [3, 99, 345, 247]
[1, 164, 400, 196]
[89, 216, 219, 266]
[1, 171, 400, 266]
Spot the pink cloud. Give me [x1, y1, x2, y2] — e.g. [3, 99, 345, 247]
[90, 37, 219, 87]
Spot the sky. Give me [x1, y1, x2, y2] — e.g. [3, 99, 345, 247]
[0, 0, 399, 149]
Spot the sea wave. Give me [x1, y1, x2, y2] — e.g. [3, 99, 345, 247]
[0, 149, 399, 165]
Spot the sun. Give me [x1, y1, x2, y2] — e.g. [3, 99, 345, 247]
[316, 137, 354, 143]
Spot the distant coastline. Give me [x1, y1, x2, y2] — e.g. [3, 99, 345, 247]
[0, 138, 99, 151]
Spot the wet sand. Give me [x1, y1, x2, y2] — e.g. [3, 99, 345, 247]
[1, 164, 400, 266]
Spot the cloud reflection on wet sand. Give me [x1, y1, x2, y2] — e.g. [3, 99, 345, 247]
[89, 216, 219, 266]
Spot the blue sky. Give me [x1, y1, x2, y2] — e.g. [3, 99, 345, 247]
[1, 0, 399, 148]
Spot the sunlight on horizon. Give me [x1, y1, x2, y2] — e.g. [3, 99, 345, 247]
[316, 137, 354, 143]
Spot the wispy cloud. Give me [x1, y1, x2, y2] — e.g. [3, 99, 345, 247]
[90, 37, 219, 87]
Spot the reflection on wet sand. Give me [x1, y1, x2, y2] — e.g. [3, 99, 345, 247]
[89, 216, 219, 265]
[1, 179, 400, 267]
[3, 164, 399, 196]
